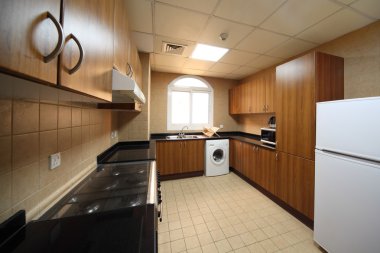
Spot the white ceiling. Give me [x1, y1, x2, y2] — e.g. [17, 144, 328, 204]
[126, 0, 378, 80]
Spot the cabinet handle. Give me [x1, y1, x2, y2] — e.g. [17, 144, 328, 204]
[276, 153, 278, 160]
[67, 34, 84, 75]
[43, 12, 64, 63]
[126, 62, 134, 78]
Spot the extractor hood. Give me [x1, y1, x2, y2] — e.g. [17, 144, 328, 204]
[111, 68, 146, 104]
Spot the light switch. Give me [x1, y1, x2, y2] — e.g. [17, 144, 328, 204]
[49, 152, 61, 170]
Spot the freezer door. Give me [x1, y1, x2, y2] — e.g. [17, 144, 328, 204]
[316, 97, 380, 162]
[314, 150, 380, 253]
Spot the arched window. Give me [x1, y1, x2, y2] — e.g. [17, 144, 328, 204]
[167, 76, 213, 130]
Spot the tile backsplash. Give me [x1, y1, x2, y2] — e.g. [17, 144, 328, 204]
[0, 74, 113, 222]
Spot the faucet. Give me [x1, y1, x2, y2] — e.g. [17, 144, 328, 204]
[179, 126, 189, 138]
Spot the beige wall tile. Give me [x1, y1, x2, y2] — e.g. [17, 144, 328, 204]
[0, 100, 12, 136]
[0, 136, 11, 175]
[39, 159, 57, 187]
[39, 130, 57, 160]
[0, 172, 11, 213]
[72, 126, 82, 147]
[58, 106, 71, 129]
[0, 209, 12, 223]
[12, 162, 39, 204]
[13, 133, 39, 170]
[40, 104, 58, 131]
[58, 128, 72, 152]
[82, 109, 90, 125]
[12, 191, 40, 221]
[13, 101, 39, 135]
[72, 107, 81, 127]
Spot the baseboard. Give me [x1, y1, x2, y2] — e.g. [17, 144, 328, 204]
[161, 171, 204, 181]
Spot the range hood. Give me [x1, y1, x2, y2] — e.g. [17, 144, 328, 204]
[111, 69, 146, 104]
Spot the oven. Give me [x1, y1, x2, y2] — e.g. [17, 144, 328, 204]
[261, 127, 276, 146]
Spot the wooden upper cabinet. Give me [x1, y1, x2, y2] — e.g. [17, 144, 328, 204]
[276, 152, 315, 219]
[59, 0, 114, 101]
[276, 52, 343, 160]
[0, 0, 62, 84]
[182, 140, 205, 173]
[113, 0, 130, 75]
[229, 68, 275, 114]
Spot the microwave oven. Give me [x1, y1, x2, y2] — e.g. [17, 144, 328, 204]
[261, 128, 276, 146]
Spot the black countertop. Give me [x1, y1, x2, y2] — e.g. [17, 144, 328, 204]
[151, 131, 276, 150]
[97, 141, 156, 164]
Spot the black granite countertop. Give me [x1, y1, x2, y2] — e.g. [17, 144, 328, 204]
[151, 131, 276, 150]
[97, 140, 156, 164]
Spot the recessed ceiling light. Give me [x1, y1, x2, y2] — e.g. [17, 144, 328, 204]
[191, 43, 229, 62]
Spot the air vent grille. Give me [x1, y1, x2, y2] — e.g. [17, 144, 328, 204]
[162, 42, 187, 56]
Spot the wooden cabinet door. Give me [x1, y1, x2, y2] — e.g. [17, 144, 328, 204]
[229, 139, 235, 168]
[257, 147, 276, 194]
[241, 142, 252, 177]
[182, 140, 205, 173]
[276, 152, 315, 219]
[60, 0, 114, 101]
[156, 141, 182, 175]
[264, 68, 275, 113]
[0, 0, 61, 84]
[248, 78, 257, 113]
[256, 74, 266, 113]
[233, 140, 243, 173]
[246, 145, 258, 182]
[276, 53, 315, 160]
[113, 0, 130, 75]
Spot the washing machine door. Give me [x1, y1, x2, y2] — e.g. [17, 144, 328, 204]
[211, 147, 225, 165]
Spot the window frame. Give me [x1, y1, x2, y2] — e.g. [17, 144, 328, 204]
[167, 75, 214, 131]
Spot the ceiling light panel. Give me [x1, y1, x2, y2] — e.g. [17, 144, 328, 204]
[157, 0, 218, 14]
[214, 0, 286, 26]
[198, 17, 253, 48]
[261, 0, 342, 36]
[191, 44, 229, 62]
[155, 3, 209, 41]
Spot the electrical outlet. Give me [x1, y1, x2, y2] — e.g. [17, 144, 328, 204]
[219, 124, 224, 129]
[49, 152, 61, 170]
[111, 131, 118, 139]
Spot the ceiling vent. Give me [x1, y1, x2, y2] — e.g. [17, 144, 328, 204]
[162, 42, 187, 56]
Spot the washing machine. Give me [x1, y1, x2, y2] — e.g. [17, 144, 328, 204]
[205, 139, 229, 176]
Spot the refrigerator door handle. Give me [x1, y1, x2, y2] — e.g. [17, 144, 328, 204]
[316, 147, 380, 164]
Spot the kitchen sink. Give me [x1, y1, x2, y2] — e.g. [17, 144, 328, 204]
[166, 135, 207, 140]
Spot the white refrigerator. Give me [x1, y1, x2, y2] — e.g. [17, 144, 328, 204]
[314, 97, 380, 253]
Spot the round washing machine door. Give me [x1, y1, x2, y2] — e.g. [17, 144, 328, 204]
[211, 148, 226, 165]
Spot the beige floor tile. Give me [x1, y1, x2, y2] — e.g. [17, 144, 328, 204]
[233, 246, 250, 253]
[215, 239, 233, 253]
[170, 228, 184, 241]
[233, 223, 248, 234]
[197, 231, 213, 246]
[222, 226, 238, 238]
[194, 223, 208, 234]
[293, 240, 322, 252]
[171, 239, 186, 253]
[239, 232, 256, 246]
[228, 215, 241, 225]
[181, 218, 193, 228]
[183, 226, 197, 237]
[187, 247, 202, 253]
[244, 220, 258, 232]
[159, 222, 170, 233]
[262, 226, 278, 238]
[184, 235, 200, 250]
[247, 242, 266, 253]
[271, 235, 292, 250]
[251, 229, 268, 242]
[159, 232, 171, 245]
[210, 229, 226, 242]
[192, 215, 205, 225]
[159, 242, 171, 253]
[228, 235, 245, 250]
[259, 239, 279, 253]
[169, 221, 182, 231]
[202, 243, 219, 253]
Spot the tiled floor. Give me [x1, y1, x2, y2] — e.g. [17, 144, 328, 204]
[158, 172, 323, 253]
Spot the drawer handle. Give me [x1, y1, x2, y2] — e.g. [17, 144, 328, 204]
[67, 34, 84, 74]
[43, 12, 64, 63]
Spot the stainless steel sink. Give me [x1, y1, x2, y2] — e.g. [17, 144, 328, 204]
[166, 135, 207, 140]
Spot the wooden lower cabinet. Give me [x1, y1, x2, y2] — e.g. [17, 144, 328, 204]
[256, 147, 276, 195]
[156, 140, 205, 176]
[276, 152, 315, 219]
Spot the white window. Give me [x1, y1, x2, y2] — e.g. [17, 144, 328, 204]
[167, 76, 213, 130]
